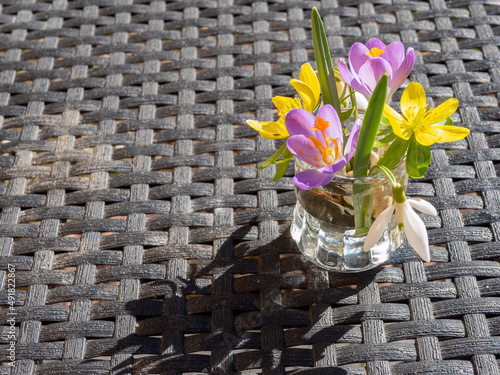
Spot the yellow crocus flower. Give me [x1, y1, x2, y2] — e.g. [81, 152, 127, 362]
[383, 82, 470, 146]
[246, 63, 320, 139]
[290, 63, 321, 112]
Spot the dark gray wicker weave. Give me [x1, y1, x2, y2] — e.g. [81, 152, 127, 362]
[0, 0, 499, 374]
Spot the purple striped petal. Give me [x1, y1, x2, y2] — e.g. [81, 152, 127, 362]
[348, 42, 370, 74]
[285, 108, 316, 138]
[316, 105, 343, 147]
[293, 168, 336, 190]
[338, 59, 356, 84]
[365, 38, 386, 51]
[286, 135, 325, 168]
[338, 59, 372, 98]
[315, 157, 348, 175]
[343, 118, 362, 161]
[388, 48, 415, 98]
[383, 41, 405, 71]
[357, 58, 393, 95]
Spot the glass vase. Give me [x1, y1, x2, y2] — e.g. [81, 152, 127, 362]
[290, 158, 407, 272]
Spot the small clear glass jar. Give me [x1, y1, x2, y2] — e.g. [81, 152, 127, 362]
[290, 158, 407, 272]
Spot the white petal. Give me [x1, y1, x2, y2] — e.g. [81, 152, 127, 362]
[402, 201, 431, 262]
[395, 203, 404, 225]
[363, 205, 395, 252]
[355, 92, 368, 111]
[408, 198, 438, 216]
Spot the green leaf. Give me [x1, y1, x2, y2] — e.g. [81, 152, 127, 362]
[406, 135, 431, 179]
[272, 149, 293, 181]
[273, 159, 290, 182]
[377, 137, 409, 170]
[377, 128, 392, 136]
[352, 74, 388, 177]
[380, 115, 391, 128]
[275, 148, 293, 164]
[339, 107, 355, 122]
[257, 142, 287, 170]
[311, 8, 341, 115]
[338, 81, 349, 104]
[373, 132, 396, 148]
[435, 117, 453, 127]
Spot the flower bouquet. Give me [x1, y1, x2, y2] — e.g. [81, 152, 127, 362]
[246, 9, 470, 272]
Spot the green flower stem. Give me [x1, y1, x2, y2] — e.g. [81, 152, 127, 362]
[353, 193, 372, 235]
[348, 86, 358, 121]
[351, 74, 388, 235]
[369, 164, 397, 185]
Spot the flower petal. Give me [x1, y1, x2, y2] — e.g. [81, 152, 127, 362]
[272, 96, 302, 116]
[395, 203, 404, 225]
[286, 135, 325, 168]
[400, 82, 427, 121]
[273, 96, 294, 111]
[246, 120, 286, 139]
[343, 118, 362, 161]
[416, 123, 469, 146]
[299, 63, 320, 105]
[363, 204, 395, 252]
[383, 41, 405, 70]
[338, 59, 372, 98]
[401, 201, 431, 262]
[383, 104, 408, 139]
[348, 42, 370, 73]
[388, 48, 415, 99]
[315, 157, 348, 175]
[274, 117, 290, 138]
[422, 98, 459, 128]
[291, 79, 317, 112]
[285, 108, 316, 138]
[365, 38, 387, 51]
[408, 198, 438, 216]
[316, 105, 343, 146]
[357, 58, 393, 95]
[415, 126, 446, 146]
[355, 92, 368, 111]
[293, 168, 336, 190]
[433, 125, 470, 143]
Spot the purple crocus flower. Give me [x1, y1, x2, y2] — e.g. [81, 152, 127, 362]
[338, 38, 415, 103]
[285, 105, 362, 190]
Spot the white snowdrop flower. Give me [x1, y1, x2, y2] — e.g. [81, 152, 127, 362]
[363, 183, 437, 262]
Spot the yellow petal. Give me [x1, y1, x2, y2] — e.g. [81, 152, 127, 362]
[383, 104, 410, 140]
[433, 125, 470, 143]
[272, 96, 292, 111]
[272, 96, 302, 115]
[246, 120, 287, 139]
[422, 98, 459, 128]
[274, 116, 289, 137]
[299, 63, 320, 104]
[290, 79, 316, 112]
[400, 82, 427, 120]
[415, 126, 446, 146]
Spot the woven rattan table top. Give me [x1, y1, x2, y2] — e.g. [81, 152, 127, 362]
[1, 0, 500, 374]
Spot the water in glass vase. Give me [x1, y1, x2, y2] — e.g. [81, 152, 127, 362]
[291, 159, 405, 272]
